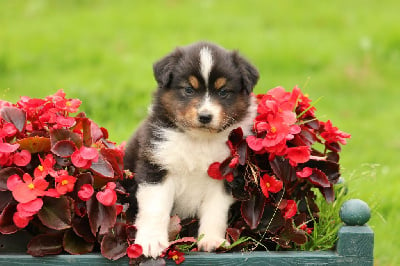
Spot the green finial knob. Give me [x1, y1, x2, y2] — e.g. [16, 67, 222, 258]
[340, 199, 371, 226]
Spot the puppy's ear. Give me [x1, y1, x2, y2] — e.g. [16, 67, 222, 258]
[153, 48, 183, 88]
[232, 51, 259, 94]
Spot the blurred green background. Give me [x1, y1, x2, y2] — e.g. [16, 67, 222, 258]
[1, 0, 399, 264]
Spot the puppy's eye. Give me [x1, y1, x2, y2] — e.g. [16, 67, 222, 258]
[183, 86, 195, 96]
[218, 89, 230, 98]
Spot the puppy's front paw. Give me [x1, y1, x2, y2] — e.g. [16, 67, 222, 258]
[198, 235, 229, 252]
[135, 232, 169, 258]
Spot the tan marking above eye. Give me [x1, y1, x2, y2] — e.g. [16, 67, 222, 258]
[188, 75, 199, 89]
[214, 77, 227, 90]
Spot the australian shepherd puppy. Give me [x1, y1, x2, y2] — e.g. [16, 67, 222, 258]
[124, 42, 259, 258]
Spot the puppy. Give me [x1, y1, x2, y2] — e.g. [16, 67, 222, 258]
[124, 42, 259, 258]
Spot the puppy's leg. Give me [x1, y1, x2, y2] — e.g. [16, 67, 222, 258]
[197, 183, 234, 252]
[134, 177, 174, 258]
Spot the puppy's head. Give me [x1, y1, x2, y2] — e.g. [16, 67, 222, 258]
[153, 42, 259, 133]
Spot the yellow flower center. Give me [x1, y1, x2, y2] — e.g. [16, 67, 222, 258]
[266, 182, 271, 188]
[270, 126, 277, 133]
[66, 101, 72, 107]
[61, 180, 69, 186]
[28, 183, 35, 190]
[38, 165, 44, 171]
[172, 255, 179, 261]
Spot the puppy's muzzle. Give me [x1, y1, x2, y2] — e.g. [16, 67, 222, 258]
[198, 112, 213, 124]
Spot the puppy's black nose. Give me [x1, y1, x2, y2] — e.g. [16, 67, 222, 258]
[198, 113, 213, 124]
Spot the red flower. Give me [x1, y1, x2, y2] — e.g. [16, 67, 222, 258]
[283, 200, 297, 219]
[13, 212, 32, 228]
[0, 122, 17, 138]
[296, 167, 313, 178]
[16, 198, 43, 218]
[55, 115, 76, 128]
[285, 146, 310, 166]
[167, 248, 185, 265]
[55, 171, 77, 195]
[320, 120, 351, 145]
[34, 154, 57, 178]
[7, 173, 49, 203]
[54, 97, 82, 113]
[13, 150, 31, 166]
[300, 223, 313, 234]
[207, 162, 234, 182]
[71, 146, 99, 168]
[126, 244, 143, 259]
[260, 174, 283, 198]
[96, 182, 117, 206]
[78, 184, 94, 201]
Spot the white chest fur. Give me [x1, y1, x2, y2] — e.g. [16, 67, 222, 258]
[152, 129, 232, 218]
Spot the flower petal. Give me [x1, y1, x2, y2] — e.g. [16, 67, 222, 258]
[126, 244, 143, 259]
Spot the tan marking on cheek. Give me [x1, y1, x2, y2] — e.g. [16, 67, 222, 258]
[214, 77, 227, 90]
[176, 98, 200, 127]
[189, 75, 199, 89]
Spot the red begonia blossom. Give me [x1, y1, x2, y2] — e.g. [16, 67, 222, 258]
[71, 146, 99, 168]
[7, 173, 49, 203]
[320, 120, 351, 145]
[55, 115, 76, 128]
[13, 211, 32, 228]
[0, 122, 17, 138]
[207, 162, 234, 182]
[78, 184, 94, 201]
[283, 199, 297, 219]
[16, 198, 43, 218]
[296, 167, 313, 178]
[166, 248, 185, 264]
[300, 223, 314, 234]
[13, 150, 31, 166]
[55, 171, 77, 195]
[285, 146, 311, 167]
[96, 182, 117, 206]
[126, 244, 143, 259]
[54, 97, 82, 113]
[34, 154, 57, 178]
[260, 174, 283, 198]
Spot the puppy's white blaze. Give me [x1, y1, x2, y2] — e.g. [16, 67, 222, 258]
[199, 47, 213, 85]
[198, 92, 222, 127]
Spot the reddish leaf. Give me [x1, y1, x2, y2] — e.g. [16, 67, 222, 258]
[270, 157, 297, 182]
[241, 191, 266, 229]
[91, 154, 114, 178]
[226, 227, 242, 243]
[27, 233, 63, 256]
[0, 202, 19, 234]
[237, 141, 247, 165]
[1, 106, 26, 132]
[308, 168, 331, 188]
[72, 215, 96, 243]
[63, 229, 94, 255]
[275, 219, 307, 248]
[50, 128, 82, 149]
[0, 191, 13, 211]
[87, 196, 117, 235]
[320, 185, 335, 203]
[38, 196, 72, 230]
[0, 167, 24, 191]
[100, 148, 125, 179]
[17, 136, 51, 153]
[101, 223, 129, 260]
[51, 140, 77, 158]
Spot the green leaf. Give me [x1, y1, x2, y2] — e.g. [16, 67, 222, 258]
[38, 196, 72, 230]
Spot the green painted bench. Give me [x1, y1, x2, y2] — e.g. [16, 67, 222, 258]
[0, 199, 374, 265]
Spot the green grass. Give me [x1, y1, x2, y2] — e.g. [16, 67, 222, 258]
[1, 0, 399, 264]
